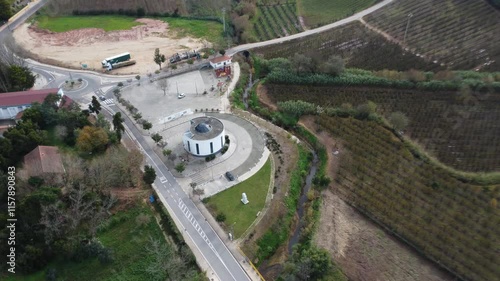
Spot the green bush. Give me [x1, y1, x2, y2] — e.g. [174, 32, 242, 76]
[216, 212, 226, 222]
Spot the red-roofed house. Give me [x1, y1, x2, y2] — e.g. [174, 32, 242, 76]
[0, 88, 70, 121]
[23, 146, 65, 178]
[209, 55, 232, 69]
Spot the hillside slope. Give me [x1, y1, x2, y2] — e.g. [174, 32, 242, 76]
[364, 0, 500, 71]
[264, 84, 500, 172]
[44, 0, 230, 16]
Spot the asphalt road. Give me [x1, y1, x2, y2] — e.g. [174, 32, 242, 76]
[227, 0, 395, 55]
[106, 102, 250, 281]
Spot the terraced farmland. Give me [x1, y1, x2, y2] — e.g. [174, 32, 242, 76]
[254, 3, 303, 41]
[255, 22, 444, 71]
[298, 0, 377, 27]
[364, 0, 500, 71]
[264, 84, 500, 172]
[311, 115, 499, 281]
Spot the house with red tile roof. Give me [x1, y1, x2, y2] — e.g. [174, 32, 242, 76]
[0, 88, 71, 121]
[23, 146, 65, 178]
[209, 55, 232, 69]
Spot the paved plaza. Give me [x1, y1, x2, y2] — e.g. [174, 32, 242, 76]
[120, 64, 268, 198]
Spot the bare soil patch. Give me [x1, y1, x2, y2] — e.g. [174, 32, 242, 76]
[299, 118, 455, 281]
[13, 18, 205, 74]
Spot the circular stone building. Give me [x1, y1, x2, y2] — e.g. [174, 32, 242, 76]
[183, 116, 225, 156]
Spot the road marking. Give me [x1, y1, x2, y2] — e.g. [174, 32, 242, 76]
[160, 176, 168, 183]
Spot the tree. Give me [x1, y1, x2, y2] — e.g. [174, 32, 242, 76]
[3, 120, 48, 163]
[76, 126, 109, 153]
[135, 75, 141, 85]
[292, 53, 314, 75]
[0, 0, 12, 21]
[156, 78, 168, 96]
[151, 133, 163, 144]
[356, 101, 377, 120]
[96, 114, 111, 130]
[175, 163, 185, 174]
[143, 165, 156, 184]
[321, 55, 344, 76]
[112, 112, 125, 141]
[389, 111, 410, 132]
[136, 7, 145, 17]
[6, 65, 36, 92]
[233, 14, 250, 34]
[142, 121, 152, 131]
[219, 49, 226, 56]
[89, 96, 102, 114]
[153, 48, 166, 70]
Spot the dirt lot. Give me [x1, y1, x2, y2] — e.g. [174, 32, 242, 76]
[298, 117, 454, 281]
[13, 18, 205, 74]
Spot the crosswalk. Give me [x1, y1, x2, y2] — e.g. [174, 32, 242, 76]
[101, 98, 114, 105]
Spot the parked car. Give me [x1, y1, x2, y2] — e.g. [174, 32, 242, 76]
[177, 93, 185, 99]
[99, 95, 106, 101]
[225, 171, 235, 181]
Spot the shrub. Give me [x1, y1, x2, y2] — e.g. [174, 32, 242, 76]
[216, 213, 226, 222]
[117, 82, 124, 87]
[175, 163, 185, 173]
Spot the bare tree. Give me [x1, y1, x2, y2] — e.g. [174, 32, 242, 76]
[156, 78, 169, 96]
[40, 202, 67, 245]
[68, 183, 98, 230]
[88, 194, 117, 236]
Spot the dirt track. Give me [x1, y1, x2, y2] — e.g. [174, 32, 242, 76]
[13, 18, 205, 74]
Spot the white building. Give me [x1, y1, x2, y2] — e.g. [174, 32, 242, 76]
[209, 55, 232, 69]
[183, 116, 225, 156]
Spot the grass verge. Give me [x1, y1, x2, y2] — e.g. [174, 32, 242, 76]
[36, 15, 143, 32]
[205, 157, 271, 238]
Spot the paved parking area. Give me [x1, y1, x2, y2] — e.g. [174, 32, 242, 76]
[120, 69, 229, 130]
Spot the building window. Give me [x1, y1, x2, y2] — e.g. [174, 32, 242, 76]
[187, 141, 191, 152]
[196, 143, 199, 155]
[210, 142, 213, 154]
[221, 136, 223, 147]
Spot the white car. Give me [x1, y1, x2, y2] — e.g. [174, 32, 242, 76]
[177, 93, 185, 99]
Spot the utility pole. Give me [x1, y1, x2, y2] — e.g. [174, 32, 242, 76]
[222, 8, 226, 35]
[403, 13, 413, 45]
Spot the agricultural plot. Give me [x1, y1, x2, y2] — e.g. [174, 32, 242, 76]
[254, 4, 303, 41]
[264, 84, 500, 172]
[254, 22, 443, 71]
[313, 116, 499, 281]
[298, 0, 377, 27]
[364, 0, 500, 71]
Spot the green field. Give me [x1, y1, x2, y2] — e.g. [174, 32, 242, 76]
[36, 15, 143, 32]
[298, 0, 377, 27]
[4, 204, 175, 281]
[35, 15, 224, 43]
[162, 17, 224, 43]
[205, 157, 272, 238]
